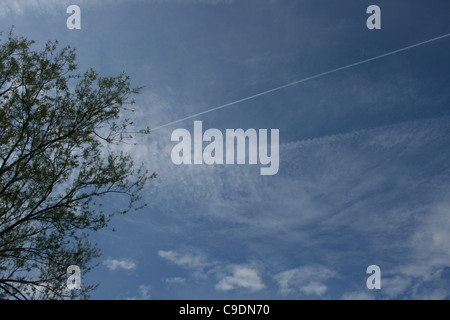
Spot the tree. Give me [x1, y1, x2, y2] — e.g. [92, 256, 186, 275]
[0, 30, 154, 299]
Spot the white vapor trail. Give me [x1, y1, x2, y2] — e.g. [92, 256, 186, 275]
[152, 33, 450, 131]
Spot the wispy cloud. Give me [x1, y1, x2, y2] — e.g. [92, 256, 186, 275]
[380, 197, 450, 299]
[162, 277, 187, 284]
[0, 0, 234, 17]
[141, 113, 450, 298]
[126, 284, 151, 300]
[157, 250, 211, 270]
[0, 0, 105, 17]
[275, 265, 338, 296]
[103, 258, 137, 271]
[158, 249, 265, 293]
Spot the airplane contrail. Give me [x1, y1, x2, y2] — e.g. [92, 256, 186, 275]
[152, 33, 450, 131]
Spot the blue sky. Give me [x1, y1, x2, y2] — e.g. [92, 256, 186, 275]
[1, 0, 449, 299]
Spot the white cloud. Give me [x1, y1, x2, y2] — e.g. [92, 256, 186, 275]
[127, 284, 151, 300]
[380, 196, 450, 299]
[142, 109, 450, 299]
[410, 200, 450, 265]
[162, 277, 187, 284]
[300, 281, 328, 296]
[138, 284, 151, 300]
[215, 265, 265, 293]
[158, 249, 265, 293]
[381, 276, 412, 298]
[103, 258, 137, 271]
[275, 265, 338, 296]
[158, 250, 211, 270]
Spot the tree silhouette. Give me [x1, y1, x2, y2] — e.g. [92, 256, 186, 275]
[0, 30, 154, 299]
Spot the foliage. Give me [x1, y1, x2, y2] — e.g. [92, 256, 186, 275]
[0, 30, 154, 299]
